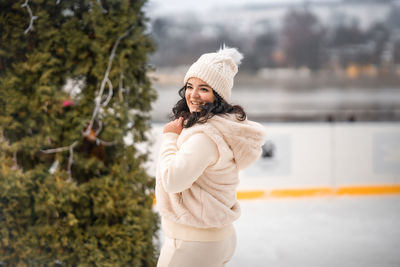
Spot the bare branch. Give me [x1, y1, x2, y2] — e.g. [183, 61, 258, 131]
[37, 14, 136, 178]
[12, 151, 21, 170]
[96, 139, 117, 146]
[66, 141, 78, 181]
[49, 160, 59, 174]
[95, 120, 103, 136]
[41, 145, 71, 154]
[85, 25, 135, 136]
[41, 141, 78, 181]
[97, 0, 108, 13]
[101, 78, 113, 107]
[21, 0, 38, 35]
[118, 71, 124, 102]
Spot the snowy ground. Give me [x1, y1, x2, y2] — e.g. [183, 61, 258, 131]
[228, 196, 400, 267]
[156, 195, 400, 267]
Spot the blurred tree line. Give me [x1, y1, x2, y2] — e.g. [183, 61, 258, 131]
[149, 3, 400, 74]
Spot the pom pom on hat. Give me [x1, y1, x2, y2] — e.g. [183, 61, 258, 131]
[216, 45, 244, 66]
[183, 45, 243, 101]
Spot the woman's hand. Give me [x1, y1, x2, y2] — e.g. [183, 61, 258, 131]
[163, 117, 184, 134]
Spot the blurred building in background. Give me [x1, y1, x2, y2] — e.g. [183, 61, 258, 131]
[145, 0, 400, 122]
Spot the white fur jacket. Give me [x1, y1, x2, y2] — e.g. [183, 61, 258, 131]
[155, 114, 265, 230]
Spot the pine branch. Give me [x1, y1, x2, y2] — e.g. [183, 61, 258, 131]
[129, 108, 150, 118]
[21, 0, 38, 35]
[39, 26, 135, 179]
[85, 25, 135, 137]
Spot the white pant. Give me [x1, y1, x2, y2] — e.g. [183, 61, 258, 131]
[157, 232, 237, 267]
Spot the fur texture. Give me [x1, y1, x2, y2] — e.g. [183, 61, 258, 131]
[156, 114, 266, 229]
[217, 45, 243, 66]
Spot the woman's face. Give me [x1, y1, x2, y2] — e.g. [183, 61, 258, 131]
[185, 77, 215, 113]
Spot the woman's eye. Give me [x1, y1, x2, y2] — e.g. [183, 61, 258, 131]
[200, 88, 209, 92]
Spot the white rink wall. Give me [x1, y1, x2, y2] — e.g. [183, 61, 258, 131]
[240, 122, 400, 190]
[149, 122, 400, 191]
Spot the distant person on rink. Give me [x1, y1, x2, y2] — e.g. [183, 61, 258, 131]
[155, 45, 266, 267]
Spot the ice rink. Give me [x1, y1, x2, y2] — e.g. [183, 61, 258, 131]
[151, 122, 400, 267]
[228, 195, 400, 267]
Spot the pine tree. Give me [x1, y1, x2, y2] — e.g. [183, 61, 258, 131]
[0, 0, 159, 265]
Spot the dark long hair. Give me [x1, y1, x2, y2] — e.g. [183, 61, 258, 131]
[171, 84, 247, 128]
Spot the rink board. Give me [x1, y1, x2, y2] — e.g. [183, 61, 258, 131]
[150, 122, 400, 198]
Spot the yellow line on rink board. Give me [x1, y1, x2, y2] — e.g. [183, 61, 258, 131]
[153, 185, 400, 204]
[337, 185, 400, 196]
[236, 190, 265, 199]
[236, 185, 400, 200]
[268, 187, 333, 198]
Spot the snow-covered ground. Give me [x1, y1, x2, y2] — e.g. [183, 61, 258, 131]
[228, 196, 400, 267]
[155, 196, 400, 266]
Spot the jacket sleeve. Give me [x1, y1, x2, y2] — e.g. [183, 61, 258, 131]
[158, 132, 218, 193]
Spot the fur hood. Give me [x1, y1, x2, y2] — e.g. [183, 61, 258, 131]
[178, 114, 266, 170]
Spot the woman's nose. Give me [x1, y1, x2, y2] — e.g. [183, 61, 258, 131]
[190, 88, 200, 98]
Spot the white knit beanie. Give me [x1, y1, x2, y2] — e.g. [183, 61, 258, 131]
[183, 45, 243, 102]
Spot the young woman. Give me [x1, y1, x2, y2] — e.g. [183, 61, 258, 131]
[156, 46, 265, 267]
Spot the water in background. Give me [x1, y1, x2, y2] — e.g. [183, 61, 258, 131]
[151, 86, 400, 123]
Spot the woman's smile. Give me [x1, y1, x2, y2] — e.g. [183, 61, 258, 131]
[185, 77, 215, 113]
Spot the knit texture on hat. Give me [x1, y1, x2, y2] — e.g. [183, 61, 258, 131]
[183, 45, 243, 101]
